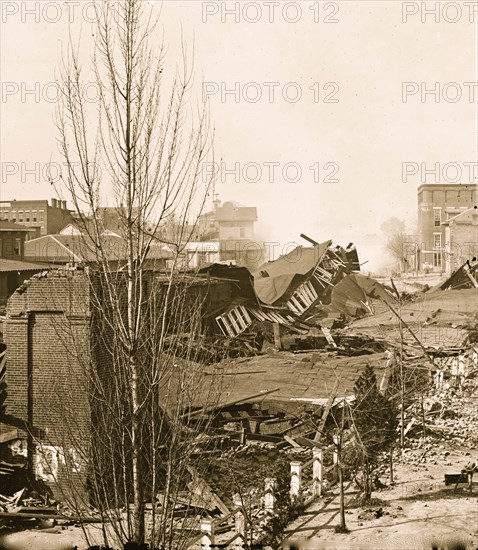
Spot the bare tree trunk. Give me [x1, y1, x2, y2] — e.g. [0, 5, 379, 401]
[399, 303, 405, 449]
[52, 0, 217, 547]
[130, 355, 145, 543]
[363, 459, 372, 503]
[337, 434, 346, 532]
[389, 447, 394, 485]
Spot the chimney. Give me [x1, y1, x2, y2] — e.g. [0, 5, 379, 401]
[51, 198, 57, 208]
[62, 200, 67, 209]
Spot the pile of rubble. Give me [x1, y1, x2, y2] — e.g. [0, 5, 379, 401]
[439, 258, 478, 291]
[420, 376, 478, 447]
[191, 235, 401, 361]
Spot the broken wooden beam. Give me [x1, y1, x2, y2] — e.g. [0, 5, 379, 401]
[0, 511, 102, 522]
[182, 388, 281, 419]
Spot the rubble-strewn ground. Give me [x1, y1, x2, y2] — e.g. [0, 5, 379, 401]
[283, 356, 478, 549]
[350, 288, 478, 348]
[1, 285, 477, 549]
[2, 437, 477, 549]
[280, 287, 478, 549]
[284, 442, 478, 550]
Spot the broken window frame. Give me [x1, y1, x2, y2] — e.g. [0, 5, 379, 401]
[287, 280, 318, 315]
[216, 305, 252, 337]
[312, 264, 334, 287]
[249, 308, 289, 325]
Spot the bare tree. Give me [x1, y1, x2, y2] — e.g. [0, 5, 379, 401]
[329, 401, 349, 533]
[381, 217, 417, 273]
[49, 0, 222, 546]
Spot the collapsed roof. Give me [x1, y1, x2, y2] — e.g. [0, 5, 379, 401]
[252, 239, 360, 310]
[331, 272, 397, 317]
[253, 241, 331, 305]
[440, 259, 478, 291]
[207, 237, 364, 341]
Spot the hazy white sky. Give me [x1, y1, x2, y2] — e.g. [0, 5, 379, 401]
[1, 1, 477, 269]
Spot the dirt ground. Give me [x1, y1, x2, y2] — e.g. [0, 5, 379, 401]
[284, 444, 478, 550]
[0, 522, 104, 550]
[2, 443, 477, 549]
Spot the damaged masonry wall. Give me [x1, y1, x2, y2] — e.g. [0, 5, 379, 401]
[2, 270, 91, 499]
[1, 268, 238, 499]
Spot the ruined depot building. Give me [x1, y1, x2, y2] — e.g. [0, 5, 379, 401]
[0, 268, 237, 499]
[1, 229, 477, 502]
[0, 237, 365, 499]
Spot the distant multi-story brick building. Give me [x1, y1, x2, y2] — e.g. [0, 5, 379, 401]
[417, 184, 476, 270]
[0, 220, 49, 305]
[0, 199, 73, 239]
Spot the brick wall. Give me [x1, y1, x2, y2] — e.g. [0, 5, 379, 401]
[2, 268, 238, 503]
[449, 219, 478, 269]
[417, 184, 476, 269]
[45, 205, 74, 235]
[3, 317, 29, 421]
[4, 270, 91, 500]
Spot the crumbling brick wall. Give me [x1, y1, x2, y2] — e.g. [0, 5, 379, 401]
[4, 270, 92, 501]
[3, 268, 237, 503]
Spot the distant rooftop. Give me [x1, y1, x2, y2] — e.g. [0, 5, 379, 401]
[0, 220, 35, 232]
[214, 202, 257, 222]
[417, 183, 477, 191]
[0, 258, 51, 272]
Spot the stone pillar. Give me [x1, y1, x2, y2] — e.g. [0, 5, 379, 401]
[264, 478, 275, 512]
[290, 461, 302, 498]
[312, 448, 323, 497]
[333, 436, 339, 464]
[458, 354, 466, 375]
[273, 322, 282, 350]
[451, 357, 459, 377]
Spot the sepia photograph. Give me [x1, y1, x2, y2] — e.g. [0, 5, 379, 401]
[0, 1, 477, 548]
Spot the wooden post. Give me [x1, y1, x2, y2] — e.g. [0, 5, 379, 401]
[333, 436, 339, 477]
[337, 439, 347, 532]
[264, 478, 275, 512]
[389, 447, 394, 484]
[200, 518, 214, 549]
[290, 461, 302, 498]
[233, 493, 245, 536]
[273, 322, 282, 350]
[312, 448, 323, 497]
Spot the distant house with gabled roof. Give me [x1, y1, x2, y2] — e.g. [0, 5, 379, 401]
[195, 200, 263, 268]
